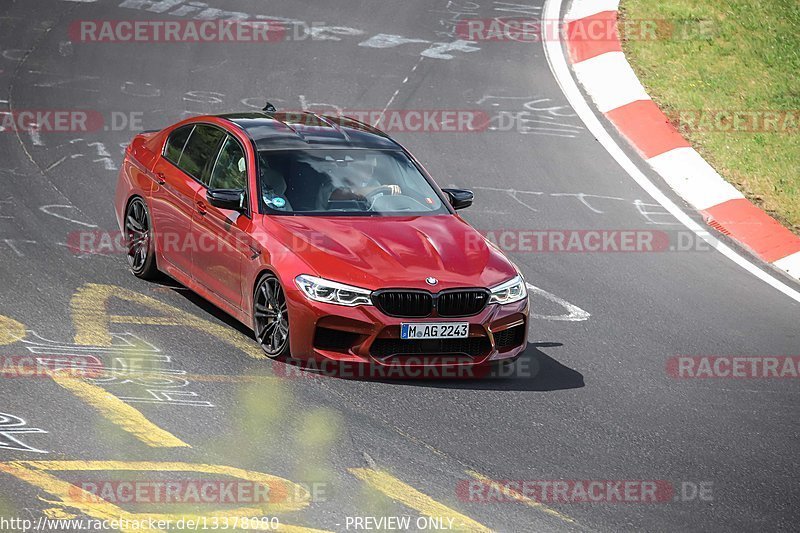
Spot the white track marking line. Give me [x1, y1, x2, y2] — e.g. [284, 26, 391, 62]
[527, 283, 591, 322]
[39, 205, 98, 227]
[378, 56, 425, 124]
[542, 0, 800, 304]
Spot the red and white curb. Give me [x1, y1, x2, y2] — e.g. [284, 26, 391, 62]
[563, 0, 800, 280]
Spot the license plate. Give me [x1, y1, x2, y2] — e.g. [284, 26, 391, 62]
[400, 322, 469, 340]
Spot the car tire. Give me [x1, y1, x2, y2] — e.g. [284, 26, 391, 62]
[253, 273, 291, 359]
[124, 197, 159, 280]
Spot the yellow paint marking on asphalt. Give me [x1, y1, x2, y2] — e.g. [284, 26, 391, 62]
[24, 461, 312, 514]
[0, 461, 164, 533]
[93, 370, 279, 384]
[42, 508, 78, 520]
[48, 371, 190, 448]
[466, 470, 577, 524]
[71, 283, 264, 359]
[113, 371, 279, 384]
[0, 314, 26, 345]
[67, 282, 268, 447]
[107, 315, 184, 325]
[349, 468, 492, 532]
[180, 373, 279, 384]
[0, 461, 332, 533]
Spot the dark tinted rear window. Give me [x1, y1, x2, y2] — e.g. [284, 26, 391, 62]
[164, 125, 193, 165]
[178, 125, 226, 183]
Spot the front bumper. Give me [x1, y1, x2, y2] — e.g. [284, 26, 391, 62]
[285, 287, 529, 368]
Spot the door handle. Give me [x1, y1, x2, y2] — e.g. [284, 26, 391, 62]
[155, 172, 166, 185]
[196, 200, 207, 215]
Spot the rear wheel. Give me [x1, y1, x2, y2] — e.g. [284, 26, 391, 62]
[254, 274, 290, 359]
[125, 197, 158, 279]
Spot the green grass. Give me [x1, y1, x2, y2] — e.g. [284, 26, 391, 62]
[620, 0, 800, 233]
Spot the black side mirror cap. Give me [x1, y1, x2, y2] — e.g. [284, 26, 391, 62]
[207, 188, 246, 212]
[442, 188, 474, 210]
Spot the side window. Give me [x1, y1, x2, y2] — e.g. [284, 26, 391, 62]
[177, 125, 225, 183]
[209, 136, 247, 190]
[164, 125, 193, 165]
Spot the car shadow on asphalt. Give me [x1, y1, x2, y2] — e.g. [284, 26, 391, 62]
[280, 342, 585, 392]
[160, 278, 255, 338]
[376, 343, 585, 392]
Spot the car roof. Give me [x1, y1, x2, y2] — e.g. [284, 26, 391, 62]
[217, 111, 402, 151]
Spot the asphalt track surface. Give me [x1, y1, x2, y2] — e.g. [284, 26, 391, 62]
[0, 1, 798, 532]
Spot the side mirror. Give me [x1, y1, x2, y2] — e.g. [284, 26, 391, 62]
[442, 188, 474, 210]
[207, 189, 246, 212]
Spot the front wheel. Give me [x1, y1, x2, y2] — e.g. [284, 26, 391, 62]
[253, 274, 290, 359]
[125, 197, 159, 279]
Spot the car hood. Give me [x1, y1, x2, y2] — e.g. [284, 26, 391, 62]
[262, 215, 518, 291]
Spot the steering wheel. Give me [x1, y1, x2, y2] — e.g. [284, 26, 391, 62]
[366, 185, 401, 201]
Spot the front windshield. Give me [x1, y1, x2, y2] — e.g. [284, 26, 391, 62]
[257, 149, 449, 215]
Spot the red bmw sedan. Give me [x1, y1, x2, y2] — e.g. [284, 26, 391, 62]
[115, 109, 529, 369]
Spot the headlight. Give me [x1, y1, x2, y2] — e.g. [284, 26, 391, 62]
[489, 275, 527, 305]
[295, 275, 373, 306]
